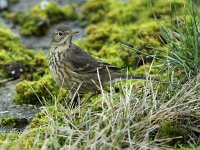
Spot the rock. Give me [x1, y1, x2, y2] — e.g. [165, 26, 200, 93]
[4, 61, 24, 79]
[37, 19, 50, 36]
[0, 0, 8, 10]
[0, 80, 40, 133]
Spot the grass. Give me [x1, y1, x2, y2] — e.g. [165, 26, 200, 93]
[1, 74, 200, 149]
[161, 0, 200, 78]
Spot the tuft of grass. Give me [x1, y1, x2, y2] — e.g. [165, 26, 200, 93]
[1, 74, 200, 149]
[162, 0, 200, 78]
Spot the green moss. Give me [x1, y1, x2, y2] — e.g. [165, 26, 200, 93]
[79, 0, 187, 79]
[14, 74, 68, 105]
[150, 0, 185, 18]
[0, 28, 47, 79]
[43, 3, 77, 24]
[6, 12, 48, 36]
[81, 0, 111, 23]
[107, 3, 138, 24]
[135, 63, 164, 79]
[5, 2, 78, 36]
[158, 119, 189, 146]
[84, 23, 122, 50]
[14, 75, 54, 105]
[32, 2, 78, 24]
[81, 0, 185, 24]
[0, 116, 28, 128]
[0, 132, 19, 148]
[0, 130, 43, 149]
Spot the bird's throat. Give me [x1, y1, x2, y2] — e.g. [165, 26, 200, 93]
[65, 36, 72, 48]
[52, 36, 72, 52]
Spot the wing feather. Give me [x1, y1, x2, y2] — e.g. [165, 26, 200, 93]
[67, 44, 121, 74]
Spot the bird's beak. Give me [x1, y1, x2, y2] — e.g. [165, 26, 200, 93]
[69, 31, 79, 36]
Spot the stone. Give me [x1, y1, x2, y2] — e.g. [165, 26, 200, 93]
[4, 61, 25, 79]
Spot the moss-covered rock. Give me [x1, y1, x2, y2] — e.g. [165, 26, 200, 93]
[32, 2, 78, 24]
[84, 23, 124, 50]
[81, 0, 111, 23]
[0, 28, 47, 79]
[15, 75, 54, 105]
[14, 74, 68, 105]
[0, 116, 28, 128]
[5, 2, 78, 36]
[6, 12, 49, 36]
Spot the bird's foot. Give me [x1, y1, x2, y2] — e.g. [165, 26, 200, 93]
[66, 93, 84, 108]
[66, 92, 97, 108]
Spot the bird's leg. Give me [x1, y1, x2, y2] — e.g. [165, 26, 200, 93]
[67, 91, 79, 108]
[67, 91, 98, 108]
[71, 93, 80, 108]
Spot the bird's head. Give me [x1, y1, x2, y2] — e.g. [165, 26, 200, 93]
[51, 25, 78, 46]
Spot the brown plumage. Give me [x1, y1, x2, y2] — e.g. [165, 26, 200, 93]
[49, 25, 148, 105]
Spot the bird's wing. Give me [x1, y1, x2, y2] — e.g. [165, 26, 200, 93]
[67, 44, 121, 74]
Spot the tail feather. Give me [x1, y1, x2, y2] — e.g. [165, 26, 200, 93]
[111, 73, 159, 84]
[129, 75, 159, 81]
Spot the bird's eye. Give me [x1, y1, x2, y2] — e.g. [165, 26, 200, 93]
[58, 32, 63, 36]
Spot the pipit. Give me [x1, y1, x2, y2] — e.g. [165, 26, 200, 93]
[49, 25, 151, 106]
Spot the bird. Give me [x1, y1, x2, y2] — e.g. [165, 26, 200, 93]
[49, 24, 154, 107]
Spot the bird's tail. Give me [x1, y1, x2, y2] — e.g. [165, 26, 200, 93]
[129, 75, 159, 81]
[111, 73, 159, 84]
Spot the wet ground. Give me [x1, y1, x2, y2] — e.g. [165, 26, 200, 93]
[0, 80, 40, 133]
[0, 0, 86, 133]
